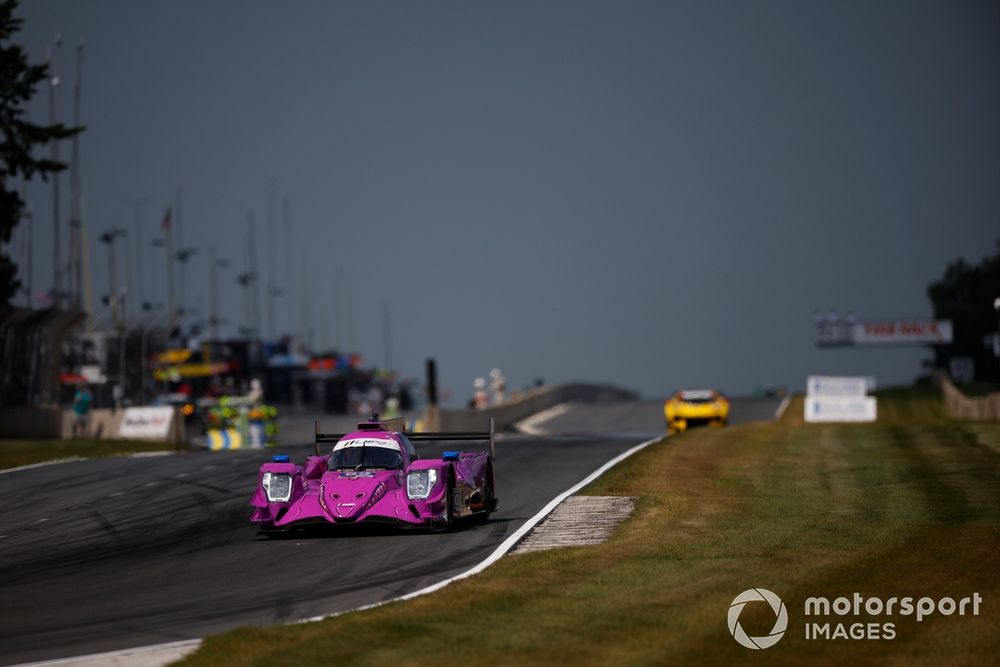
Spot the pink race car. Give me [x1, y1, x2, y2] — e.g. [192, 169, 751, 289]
[250, 417, 497, 534]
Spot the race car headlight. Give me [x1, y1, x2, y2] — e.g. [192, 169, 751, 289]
[406, 469, 438, 500]
[262, 472, 292, 502]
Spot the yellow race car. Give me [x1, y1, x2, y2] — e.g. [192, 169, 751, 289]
[664, 389, 729, 432]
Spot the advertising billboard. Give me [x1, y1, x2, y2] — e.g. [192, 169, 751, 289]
[852, 319, 953, 345]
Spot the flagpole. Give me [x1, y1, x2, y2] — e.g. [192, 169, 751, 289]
[165, 208, 175, 323]
[174, 187, 183, 324]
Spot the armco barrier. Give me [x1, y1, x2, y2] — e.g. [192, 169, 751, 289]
[438, 383, 637, 432]
[937, 372, 1000, 421]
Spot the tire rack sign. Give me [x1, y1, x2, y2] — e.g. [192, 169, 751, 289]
[853, 319, 952, 345]
[816, 319, 953, 347]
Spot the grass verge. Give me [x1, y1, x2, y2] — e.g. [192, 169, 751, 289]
[182, 392, 999, 666]
[0, 438, 186, 470]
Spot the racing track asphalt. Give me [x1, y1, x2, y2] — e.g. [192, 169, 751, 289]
[0, 397, 780, 665]
[522, 396, 783, 436]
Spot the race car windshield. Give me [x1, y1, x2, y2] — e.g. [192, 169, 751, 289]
[680, 391, 716, 404]
[329, 447, 403, 470]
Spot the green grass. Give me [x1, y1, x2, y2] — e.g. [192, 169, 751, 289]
[0, 438, 187, 470]
[181, 391, 1000, 666]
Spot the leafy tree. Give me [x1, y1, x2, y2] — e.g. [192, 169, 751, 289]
[927, 239, 1000, 381]
[0, 0, 81, 305]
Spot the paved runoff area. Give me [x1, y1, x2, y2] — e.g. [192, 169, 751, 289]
[513, 495, 637, 553]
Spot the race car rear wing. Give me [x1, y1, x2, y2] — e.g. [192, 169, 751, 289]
[314, 417, 496, 460]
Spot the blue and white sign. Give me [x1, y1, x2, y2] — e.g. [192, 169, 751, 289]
[807, 375, 870, 398]
[804, 396, 877, 423]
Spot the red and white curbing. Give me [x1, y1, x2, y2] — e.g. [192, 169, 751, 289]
[512, 495, 638, 553]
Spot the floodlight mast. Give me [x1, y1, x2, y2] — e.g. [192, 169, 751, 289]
[48, 37, 63, 307]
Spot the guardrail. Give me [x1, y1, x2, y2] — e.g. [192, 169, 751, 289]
[438, 383, 637, 432]
[936, 372, 1000, 421]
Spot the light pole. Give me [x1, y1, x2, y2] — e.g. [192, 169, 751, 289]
[154, 206, 176, 324]
[127, 197, 149, 312]
[48, 37, 63, 307]
[237, 269, 257, 340]
[99, 227, 127, 405]
[151, 229, 179, 332]
[68, 38, 84, 311]
[139, 300, 165, 403]
[99, 228, 127, 325]
[174, 245, 198, 327]
[242, 210, 261, 341]
[208, 245, 229, 340]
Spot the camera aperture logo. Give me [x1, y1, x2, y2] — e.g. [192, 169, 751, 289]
[728, 588, 788, 649]
[728, 589, 984, 649]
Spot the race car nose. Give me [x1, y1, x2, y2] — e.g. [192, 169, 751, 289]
[320, 479, 388, 520]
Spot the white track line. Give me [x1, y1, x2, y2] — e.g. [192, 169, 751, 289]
[774, 395, 791, 420]
[13, 434, 664, 667]
[13, 639, 202, 667]
[0, 458, 85, 475]
[299, 433, 663, 622]
[514, 402, 573, 435]
[0, 451, 176, 477]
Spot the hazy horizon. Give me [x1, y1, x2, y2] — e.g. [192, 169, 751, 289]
[9, 0, 998, 401]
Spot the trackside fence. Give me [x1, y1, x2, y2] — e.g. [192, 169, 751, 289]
[936, 372, 1000, 421]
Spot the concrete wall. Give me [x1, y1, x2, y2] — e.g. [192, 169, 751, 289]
[938, 373, 1000, 421]
[60, 408, 124, 440]
[438, 383, 638, 432]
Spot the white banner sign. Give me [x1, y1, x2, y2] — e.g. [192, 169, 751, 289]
[807, 375, 870, 398]
[119, 406, 174, 439]
[804, 396, 877, 423]
[852, 320, 952, 345]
